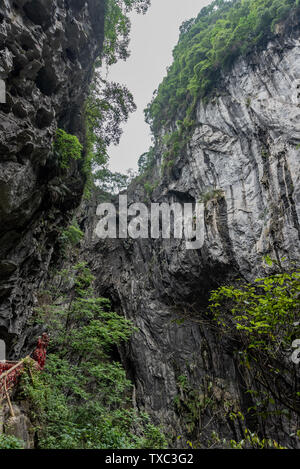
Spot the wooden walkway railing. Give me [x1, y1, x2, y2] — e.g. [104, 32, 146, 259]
[0, 357, 31, 416]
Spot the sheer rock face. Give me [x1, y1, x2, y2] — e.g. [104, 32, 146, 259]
[0, 0, 105, 357]
[84, 31, 300, 447]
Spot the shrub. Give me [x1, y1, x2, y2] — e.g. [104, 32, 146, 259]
[0, 434, 24, 449]
[53, 129, 83, 169]
[60, 222, 84, 250]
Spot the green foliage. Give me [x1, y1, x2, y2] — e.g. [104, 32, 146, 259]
[0, 434, 24, 449]
[145, 0, 298, 135]
[229, 427, 286, 449]
[92, 168, 130, 193]
[22, 263, 166, 449]
[80, 0, 151, 196]
[102, 0, 151, 66]
[210, 270, 300, 353]
[84, 74, 136, 197]
[198, 188, 224, 204]
[59, 222, 84, 252]
[261, 149, 270, 159]
[144, 180, 158, 196]
[163, 125, 193, 158]
[138, 147, 155, 174]
[53, 129, 83, 169]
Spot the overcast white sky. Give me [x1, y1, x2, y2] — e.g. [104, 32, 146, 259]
[107, 0, 212, 174]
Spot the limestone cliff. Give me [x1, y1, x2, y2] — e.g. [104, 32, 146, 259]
[0, 0, 105, 357]
[83, 25, 300, 447]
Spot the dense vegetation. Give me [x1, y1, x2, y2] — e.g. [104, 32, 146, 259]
[0, 1, 169, 450]
[211, 266, 300, 354]
[208, 259, 300, 446]
[170, 261, 300, 449]
[3, 262, 299, 449]
[53, 129, 83, 169]
[53, 0, 151, 195]
[17, 263, 166, 449]
[83, 0, 151, 194]
[145, 0, 299, 135]
[3, 0, 300, 450]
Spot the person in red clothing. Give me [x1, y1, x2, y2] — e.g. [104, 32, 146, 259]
[33, 333, 49, 370]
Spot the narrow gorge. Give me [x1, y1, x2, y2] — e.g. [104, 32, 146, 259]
[0, 0, 299, 450]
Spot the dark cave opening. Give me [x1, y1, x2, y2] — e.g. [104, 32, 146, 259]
[36, 66, 58, 97]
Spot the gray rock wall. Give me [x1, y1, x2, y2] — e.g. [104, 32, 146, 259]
[84, 29, 300, 447]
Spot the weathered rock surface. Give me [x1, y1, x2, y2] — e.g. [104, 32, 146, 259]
[83, 28, 300, 447]
[0, 0, 105, 357]
[1, 402, 34, 449]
